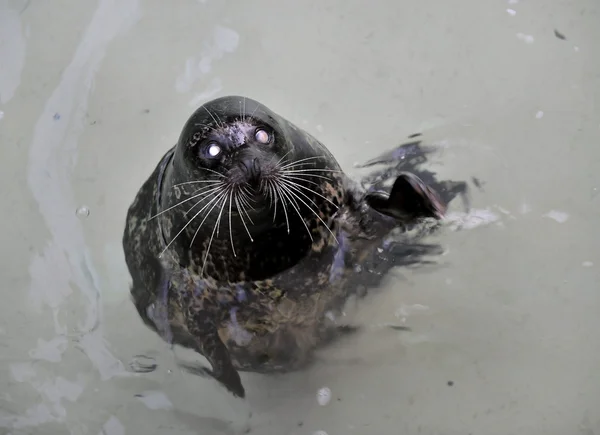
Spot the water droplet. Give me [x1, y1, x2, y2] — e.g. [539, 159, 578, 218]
[313, 431, 328, 435]
[316, 387, 332, 406]
[76, 206, 90, 218]
[128, 355, 157, 373]
[53, 113, 61, 120]
[0, 111, 4, 120]
[535, 110, 544, 119]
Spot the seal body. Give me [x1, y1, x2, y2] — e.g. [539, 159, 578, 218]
[122, 96, 465, 398]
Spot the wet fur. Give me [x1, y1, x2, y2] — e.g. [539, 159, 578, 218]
[122, 97, 468, 398]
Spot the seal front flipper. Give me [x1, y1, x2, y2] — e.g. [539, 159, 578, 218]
[186, 313, 245, 398]
[365, 172, 447, 222]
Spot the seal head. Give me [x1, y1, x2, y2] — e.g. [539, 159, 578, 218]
[158, 96, 345, 282]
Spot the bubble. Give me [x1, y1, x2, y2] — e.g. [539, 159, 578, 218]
[128, 355, 157, 373]
[76, 206, 90, 218]
[316, 387, 332, 406]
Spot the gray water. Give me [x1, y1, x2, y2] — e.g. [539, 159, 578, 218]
[1, 0, 599, 434]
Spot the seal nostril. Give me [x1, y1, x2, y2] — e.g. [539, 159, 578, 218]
[240, 158, 261, 181]
[252, 158, 261, 178]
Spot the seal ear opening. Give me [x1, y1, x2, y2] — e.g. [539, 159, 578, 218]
[365, 173, 447, 221]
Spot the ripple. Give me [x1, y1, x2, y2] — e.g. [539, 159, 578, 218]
[127, 355, 157, 373]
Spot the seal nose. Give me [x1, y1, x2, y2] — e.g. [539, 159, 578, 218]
[239, 157, 261, 183]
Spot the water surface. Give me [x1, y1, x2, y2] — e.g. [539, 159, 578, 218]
[1, 0, 599, 434]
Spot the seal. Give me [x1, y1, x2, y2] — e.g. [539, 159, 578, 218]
[122, 96, 468, 398]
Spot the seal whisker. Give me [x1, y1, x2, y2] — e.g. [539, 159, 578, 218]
[266, 180, 278, 221]
[183, 186, 224, 216]
[202, 106, 224, 128]
[277, 183, 314, 241]
[202, 168, 226, 178]
[236, 188, 255, 225]
[275, 150, 294, 167]
[280, 178, 339, 209]
[279, 179, 321, 214]
[240, 187, 255, 207]
[184, 193, 220, 217]
[188, 183, 224, 196]
[240, 185, 256, 204]
[280, 155, 325, 169]
[238, 196, 255, 221]
[189, 187, 230, 249]
[200, 190, 230, 276]
[228, 188, 236, 257]
[159, 186, 226, 257]
[215, 192, 227, 237]
[280, 174, 321, 187]
[281, 172, 335, 182]
[250, 103, 260, 118]
[149, 184, 223, 220]
[263, 180, 277, 222]
[234, 192, 254, 242]
[282, 168, 342, 174]
[279, 180, 339, 245]
[281, 162, 321, 170]
[243, 97, 246, 122]
[193, 122, 216, 133]
[272, 183, 291, 234]
[174, 180, 222, 187]
[276, 181, 302, 213]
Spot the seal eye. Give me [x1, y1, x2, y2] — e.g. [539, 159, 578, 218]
[254, 129, 270, 144]
[206, 143, 222, 158]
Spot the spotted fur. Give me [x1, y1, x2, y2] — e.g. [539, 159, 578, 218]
[122, 96, 467, 398]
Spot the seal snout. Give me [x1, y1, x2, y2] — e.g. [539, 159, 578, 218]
[238, 157, 262, 185]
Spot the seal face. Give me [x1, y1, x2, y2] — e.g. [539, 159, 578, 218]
[158, 96, 344, 284]
[122, 96, 468, 398]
